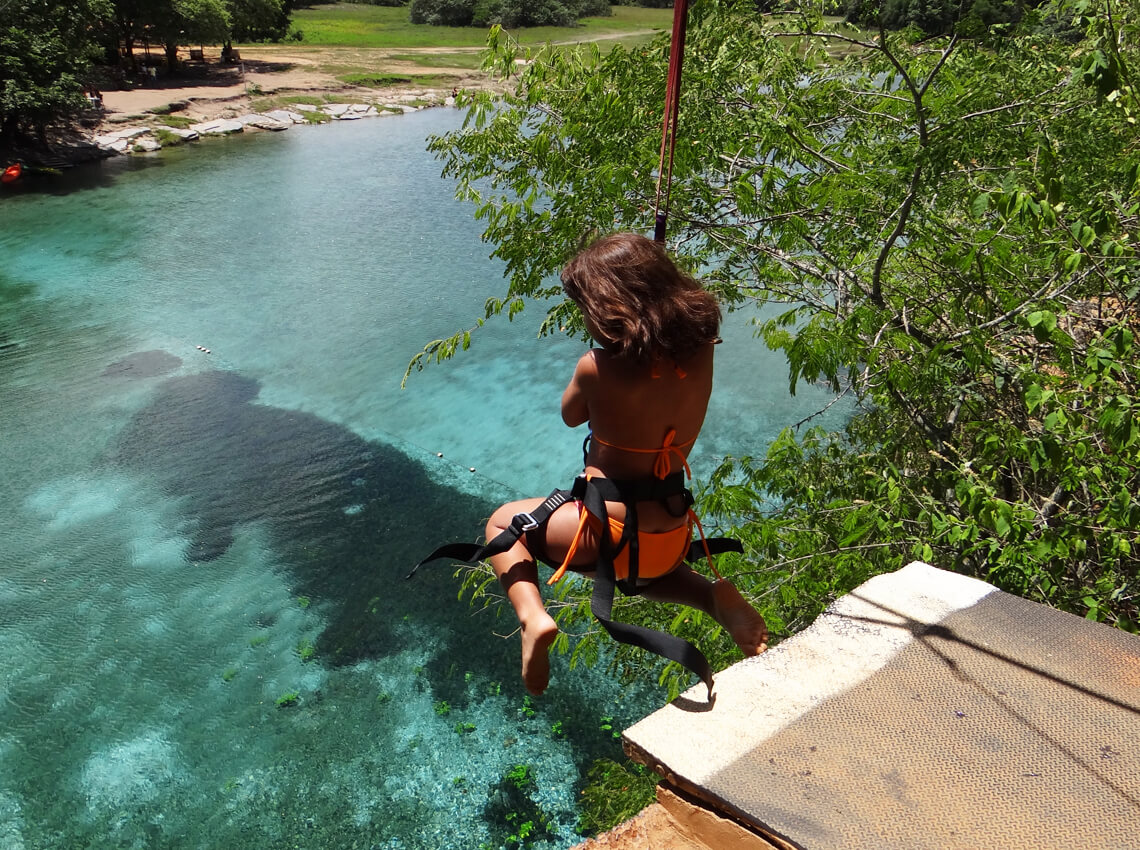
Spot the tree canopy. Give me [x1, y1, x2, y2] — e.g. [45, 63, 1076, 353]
[0, 0, 295, 145]
[427, 0, 1139, 692]
[409, 0, 611, 28]
[0, 0, 111, 143]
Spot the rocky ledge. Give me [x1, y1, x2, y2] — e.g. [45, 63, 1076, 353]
[92, 97, 449, 156]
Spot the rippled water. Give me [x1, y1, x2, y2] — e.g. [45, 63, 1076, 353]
[0, 109, 837, 849]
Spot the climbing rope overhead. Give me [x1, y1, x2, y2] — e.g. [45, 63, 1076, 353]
[653, 0, 690, 243]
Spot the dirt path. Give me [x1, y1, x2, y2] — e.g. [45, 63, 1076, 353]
[97, 45, 495, 132]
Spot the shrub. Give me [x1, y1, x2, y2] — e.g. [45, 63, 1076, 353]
[409, 0, 474, 26]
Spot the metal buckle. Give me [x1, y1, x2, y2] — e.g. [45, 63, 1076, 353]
[515, 511, 540, 532]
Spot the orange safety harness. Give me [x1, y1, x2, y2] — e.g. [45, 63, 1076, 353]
[409, 430, 741, 696]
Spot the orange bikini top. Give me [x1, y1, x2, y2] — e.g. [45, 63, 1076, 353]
[586, 356, 697, 479]
[589, 427, 696, 480]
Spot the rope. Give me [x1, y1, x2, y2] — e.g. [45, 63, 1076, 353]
[653, 0, 690, 244]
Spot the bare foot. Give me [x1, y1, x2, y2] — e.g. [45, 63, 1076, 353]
[712, 580, 769, 656]
[520, 612, 559, 695]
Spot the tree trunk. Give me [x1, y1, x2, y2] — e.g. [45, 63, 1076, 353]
[164, 42, 179, 75]
[121, 37, 136, 74]
[0, 115, 18, 148]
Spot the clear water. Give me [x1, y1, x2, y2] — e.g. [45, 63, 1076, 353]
[0, 110, 838, 849]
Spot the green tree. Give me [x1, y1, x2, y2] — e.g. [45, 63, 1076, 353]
[410, 0, 610, 27]
[227, 0, 290, 42]
[154, 0, 231, 70]
[0, 0, 110, 145]
[105, 0, 230, 73]
[410, 0, 476, 25]
[429, 0, 1139, 694]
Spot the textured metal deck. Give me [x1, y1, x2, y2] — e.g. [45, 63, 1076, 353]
[624, 563, 1140, 850]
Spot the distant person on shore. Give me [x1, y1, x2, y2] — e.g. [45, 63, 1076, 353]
[481, 232, 769, 695]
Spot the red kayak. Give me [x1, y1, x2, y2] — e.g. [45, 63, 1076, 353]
[1, 163, 21, 184]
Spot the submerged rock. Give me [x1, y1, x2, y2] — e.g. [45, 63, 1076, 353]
[186, 526, 234, 563]
[101, 349, 183, 380]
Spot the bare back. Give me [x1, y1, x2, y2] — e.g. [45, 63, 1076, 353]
[561, 343, 715, 531]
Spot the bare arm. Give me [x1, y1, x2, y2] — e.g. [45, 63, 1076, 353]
[561, 350, 596, 427]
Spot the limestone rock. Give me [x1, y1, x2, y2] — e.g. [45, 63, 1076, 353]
[162, 127, 199, 141]
[235, 113, 290, 131]
[98, 137, 131, 154]
[93, 127, 150, 149]
[263, 109, 307, 125]
[189, 119, 244, 135]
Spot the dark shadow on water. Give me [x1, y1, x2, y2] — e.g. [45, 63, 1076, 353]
[110, 368, 639, 774]
[1, 155, 171, 197]
[101, 349, 182, 379]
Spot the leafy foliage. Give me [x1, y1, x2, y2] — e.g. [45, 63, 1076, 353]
[0, 0, 111, 142]
[575, 758, 658, 835]
[410, 0, 611, 28]
[843, 0, 1027, 34]
[228, 0, 293, 42]
[430, 0, 1140, 693]
[483, 763, 555, 848]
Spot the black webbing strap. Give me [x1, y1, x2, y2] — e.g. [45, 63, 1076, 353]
[564, 475, 719, 698]
[591, 558, 716, 697]
[409, 475, 743, 699]
[405, 486, 576, 580]
[687, 536, 743, 561]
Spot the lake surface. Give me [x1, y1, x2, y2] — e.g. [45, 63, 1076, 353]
[0, 109, 837, 849]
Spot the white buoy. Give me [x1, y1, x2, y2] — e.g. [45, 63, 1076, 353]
[469, 467, 476, 473]
[436, 452, 443, 458]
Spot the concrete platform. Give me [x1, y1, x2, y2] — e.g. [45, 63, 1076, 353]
[621, 562, 1140, 849]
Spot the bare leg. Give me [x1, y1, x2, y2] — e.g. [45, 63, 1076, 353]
[640, 565, 769, 656]
[486, 501, 559, 695]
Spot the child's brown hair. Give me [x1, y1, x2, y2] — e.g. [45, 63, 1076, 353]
[561, 232, 721, 364]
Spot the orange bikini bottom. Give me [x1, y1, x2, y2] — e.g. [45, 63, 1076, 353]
[546, 505, 691, 586]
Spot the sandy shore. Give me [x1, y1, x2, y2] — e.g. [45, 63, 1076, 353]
[93, 45, 495, 137]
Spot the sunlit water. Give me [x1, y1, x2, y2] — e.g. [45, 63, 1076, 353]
[0, 109, 838, 849]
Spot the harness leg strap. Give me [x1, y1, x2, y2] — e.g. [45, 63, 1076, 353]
[590, 556, 715, 698]
[405, 489, 572, 579]
[578, 479, 714, 698]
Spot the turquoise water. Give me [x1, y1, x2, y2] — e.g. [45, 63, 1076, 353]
[0, 109, 837, 849]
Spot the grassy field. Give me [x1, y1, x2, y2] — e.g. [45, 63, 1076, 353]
[290, 3, 673, 48]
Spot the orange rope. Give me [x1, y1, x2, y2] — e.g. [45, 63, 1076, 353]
[547, 501, 592, 585]
[687, 509, 725, 581]
[653, 0, 690, 243]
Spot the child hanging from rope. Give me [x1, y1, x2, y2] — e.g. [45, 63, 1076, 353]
[483, 232, 769, 695]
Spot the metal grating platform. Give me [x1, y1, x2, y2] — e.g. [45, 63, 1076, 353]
[624, 563, 1140, 850]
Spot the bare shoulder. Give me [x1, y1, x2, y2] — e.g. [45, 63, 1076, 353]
[576, 348, 600, 376]
[562, 349, 599, 427]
